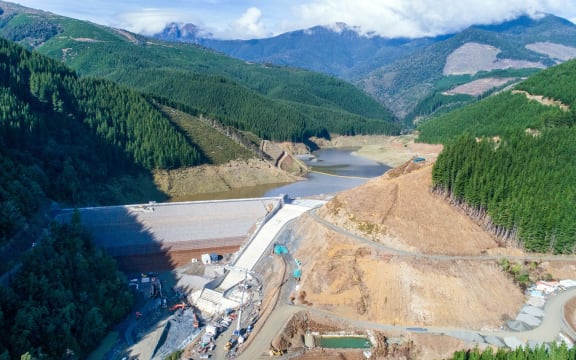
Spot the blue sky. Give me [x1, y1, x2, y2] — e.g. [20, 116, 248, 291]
[12, 0, 576, 40]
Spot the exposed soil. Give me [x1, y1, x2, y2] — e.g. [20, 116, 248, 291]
[443, 42, 545, 75]
[443, 77, 517, 96]
[284, 150, 534, 356]
[153, 158, 301, 200]
[512, 90, 570, 111]
[272, 310, 484, 360]
[525, 42, 576, 62]
[565, 298, 576, 336]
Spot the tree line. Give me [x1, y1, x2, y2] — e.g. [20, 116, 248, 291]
[424, 58, 576, 253]
[451, 343, 576, 359]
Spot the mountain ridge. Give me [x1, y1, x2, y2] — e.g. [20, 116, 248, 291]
[154, 14, 576, 123]
[0, 0, 399, 141]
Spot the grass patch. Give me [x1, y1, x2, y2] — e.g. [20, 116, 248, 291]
[159, 105, 254, 165]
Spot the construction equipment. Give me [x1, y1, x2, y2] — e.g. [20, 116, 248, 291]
[269, 348, 286, 356]
[193, 312, 199, 328]
[225, 338, 237, 350]
[170, 302, 187, 311]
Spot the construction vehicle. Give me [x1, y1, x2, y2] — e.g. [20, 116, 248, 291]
[225, 338, 237, 350]
[269, 348, 286, 356]
[170, 302, 187, 311]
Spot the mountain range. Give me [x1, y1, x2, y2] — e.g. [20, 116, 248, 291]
[0, 0, 398, 142]
[155, 15, 576, 123]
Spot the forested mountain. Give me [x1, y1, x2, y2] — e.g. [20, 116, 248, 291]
[159, 13, 576, 125]
[0, 1, 399, 141]
[360, 15, 576, 122]
[451, 343, 575, 359]
[155, 22, 446, 81]
[421, 59, 576, 253]
[0, 36, 216, 248]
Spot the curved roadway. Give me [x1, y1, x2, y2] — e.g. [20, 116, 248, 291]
[237, 208, 576, 359]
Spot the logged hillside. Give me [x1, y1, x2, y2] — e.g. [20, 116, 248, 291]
[420, 59, 576, 253]
[358, 15, 576, 122]
[0, 1, 399, 141]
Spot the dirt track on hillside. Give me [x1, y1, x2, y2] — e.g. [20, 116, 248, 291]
[285, 151, 533, 357]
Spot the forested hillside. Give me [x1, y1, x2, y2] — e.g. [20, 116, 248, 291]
[0, 214, 133, 359]
[358, 15, 576, 121]
[451, 342, 575, 359]
[423, 59, 576, 253]
[0, 36, 211, 246]
[0, 1, 399, 141]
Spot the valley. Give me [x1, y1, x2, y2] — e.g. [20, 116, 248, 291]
[1, 2, 576, 359]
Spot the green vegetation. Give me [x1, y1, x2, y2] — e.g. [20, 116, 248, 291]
[432, 130, 576, 253]
[406, 68, 540, 125]
[425, 59, 576, 253]
[498, 259, 553, 290]
[0, 213, 133, 359]
[0, 8, 398, 141]
[452, 343, 576, 359]
[0, 36, 247, 246]
[416, 91, 571, 143]
[156, 103, 255, 165]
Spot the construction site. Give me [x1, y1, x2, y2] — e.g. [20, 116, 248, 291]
[60, 196, 325, 359]
[65, 138, 576, 360]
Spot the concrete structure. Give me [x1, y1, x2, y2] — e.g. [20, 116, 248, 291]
[192, 199, 325, 315]
[56, 198, 281, 270]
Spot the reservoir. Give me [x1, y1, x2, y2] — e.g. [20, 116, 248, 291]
[265, 148, 390, 198]
[172, 148, 390, 201]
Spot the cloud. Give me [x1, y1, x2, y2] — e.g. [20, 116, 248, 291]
[291, 0, 576, 38]
[115, 8, 196, 35]
[11, 0, 576, 39]
[224, 7, 268, 39]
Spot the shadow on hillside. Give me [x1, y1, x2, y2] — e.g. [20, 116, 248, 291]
[58, 205, 190, 360]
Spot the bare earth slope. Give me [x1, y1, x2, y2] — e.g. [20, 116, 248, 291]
[293, 162, 525, 330]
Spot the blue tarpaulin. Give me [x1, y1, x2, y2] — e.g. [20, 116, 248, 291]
[274, 245, 288, 255]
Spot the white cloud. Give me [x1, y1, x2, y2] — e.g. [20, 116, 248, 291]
[224, 7, 268, 39]
[115, 8, 197, 35]
[291, 0, 576, 38]
[10, 0, 576, 39]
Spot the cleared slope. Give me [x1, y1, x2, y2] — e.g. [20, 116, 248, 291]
[293, 163, 525, 329]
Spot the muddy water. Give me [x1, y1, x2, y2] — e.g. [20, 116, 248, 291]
[265, 148, 390, 198]
[170, 148, 390, 201]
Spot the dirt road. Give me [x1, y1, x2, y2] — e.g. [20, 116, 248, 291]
[237, 208, 576, 358]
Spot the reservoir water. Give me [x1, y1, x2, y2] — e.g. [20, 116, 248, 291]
[172, 148, 390, 201]
[264, 148, 390, 198]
